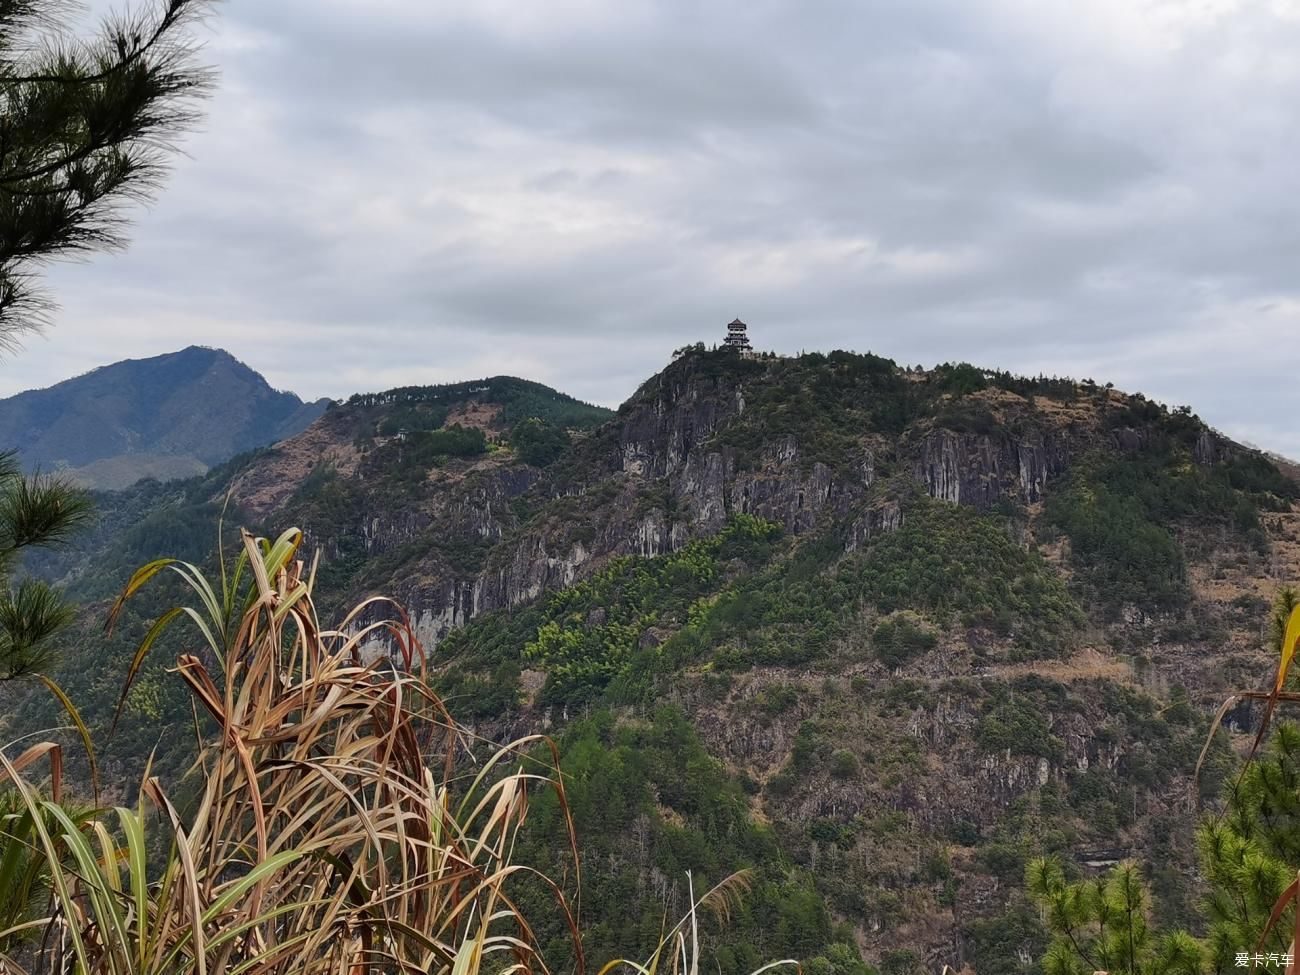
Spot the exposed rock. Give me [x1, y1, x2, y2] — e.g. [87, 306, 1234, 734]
[913, 428, 1071, 507]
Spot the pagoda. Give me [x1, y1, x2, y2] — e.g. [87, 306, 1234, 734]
[723, 318, 753, 353]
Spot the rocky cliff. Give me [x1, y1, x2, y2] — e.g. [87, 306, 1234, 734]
[22, 349, 1300, 974]
[247, 353, 1274, 664]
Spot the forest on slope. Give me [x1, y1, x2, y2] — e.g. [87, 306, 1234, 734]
[13, 347, 1300, 974]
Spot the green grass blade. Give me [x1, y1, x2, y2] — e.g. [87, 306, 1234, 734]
[44, 801, 133, 971]
[110, 606, 184, 734]
[115, 806, 150, 970]
[199, 849, 302, 924]
[0, 758, 91, 974]
[167, 563, 225, 643]
[106, 558, 178, 633]
[34, 673, 99, 797]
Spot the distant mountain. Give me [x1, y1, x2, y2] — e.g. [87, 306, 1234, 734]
[0, 346, 330, 488]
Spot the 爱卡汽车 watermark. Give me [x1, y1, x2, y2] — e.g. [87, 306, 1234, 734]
[1236, 951, 1294, 971]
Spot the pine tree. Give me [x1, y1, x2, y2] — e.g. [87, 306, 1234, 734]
[1198, 723, 1300, 972]
[0, 2, 214, 940]
[0, 0, 213, 677]
[1030, 591, 1300, 975]
[1027, 858, 1204, 975]
[0, 0, 214, 350]
[0, 452, 89, 679]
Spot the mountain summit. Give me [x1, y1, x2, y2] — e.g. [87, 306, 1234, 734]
[0, 346, 329, 488]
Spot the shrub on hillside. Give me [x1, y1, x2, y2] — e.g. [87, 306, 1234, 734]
[511, 417, 572, 467]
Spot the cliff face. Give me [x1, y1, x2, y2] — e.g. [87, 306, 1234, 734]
[274, 355, 1247, 659]
[41, 350, 1298, 973]
[912, 427, 1070, 506]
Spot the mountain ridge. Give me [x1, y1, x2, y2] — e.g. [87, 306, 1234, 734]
[0, 345, 330, 488]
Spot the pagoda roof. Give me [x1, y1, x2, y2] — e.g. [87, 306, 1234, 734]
[728, 318, 746, 326]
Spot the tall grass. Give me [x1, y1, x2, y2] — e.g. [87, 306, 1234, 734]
[0, 528, 790, 975]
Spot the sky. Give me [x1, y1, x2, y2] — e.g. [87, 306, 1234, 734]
[6, 0, 1300, 456]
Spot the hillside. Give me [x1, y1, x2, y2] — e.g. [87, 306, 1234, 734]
[13, 349, 1300, 975]
[0, 346, 330, 488]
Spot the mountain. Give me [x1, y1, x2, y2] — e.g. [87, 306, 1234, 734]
[0, 345, 331, 488]
[12, 348, 1300, 974]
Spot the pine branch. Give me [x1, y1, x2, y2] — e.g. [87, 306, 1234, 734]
[0, 576, 74, 679]
[0, 0, 216, 349]
[0, 464, 92, 557]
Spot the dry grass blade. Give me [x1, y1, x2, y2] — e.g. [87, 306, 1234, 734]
[1257, 875, 1299, 952]
[1246, 604, 1300, 772]
[0, 742, 62, 808]
[1194, 602, 1300, 795]
[5, 527, 583, 975]
[0, 525, 792, 975]
[1194, 693, 1243, 788]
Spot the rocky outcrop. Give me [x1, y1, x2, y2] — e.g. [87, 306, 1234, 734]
[845, 500, 903, 552]
[230, 409, 364, 518]
[368, 370, 1078, 647]
[301, 354, 1285, 665]
[912, 428, 1072, 507]
[619, 369, 745, 478]
[309, 463, 539, 562]
[678, 450, 729, 533]
[407, 535, 596, 646]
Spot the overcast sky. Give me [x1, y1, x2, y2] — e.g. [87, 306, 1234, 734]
[6, 0, 1300, 456]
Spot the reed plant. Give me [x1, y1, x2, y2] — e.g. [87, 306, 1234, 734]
[0, 527, 790, 975]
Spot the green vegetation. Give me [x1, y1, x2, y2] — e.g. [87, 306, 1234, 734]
[871, 615, 937, 669]
[523, 515, 782, 704]
[21, 448, 268, 602]
[376, 404, 448, 437]
[851, 499, 1083, 657]
[394, 424, 489, 469]
[962, 903, 1044, 975]
[716, 350, 915, 466]
[977, 688, 1065, 762]
[513, 707, 869, 975]
[933, 361, 1093, 402]
[541, 496, 1084, 684]
[932, 396, 999, 435]
[345, 375, 612, 430]
[653, 530, 851, 670]
[1027, 859, 1203, 975]
[1221, 452, 1300, 508]
[0, 453, 91, 680]
[1044, 447, 1272, 613]
[511, 418, 572, 467]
